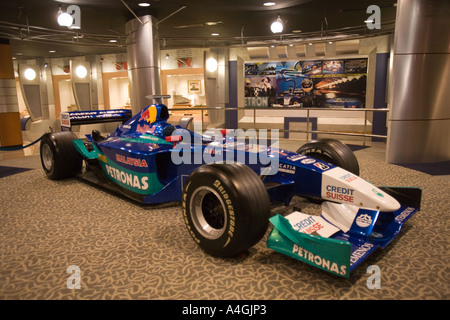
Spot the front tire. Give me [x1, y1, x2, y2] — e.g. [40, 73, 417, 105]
[182, 163, 270, 258]
[296, 139, 360, 175]
[40, 131, 82, 180]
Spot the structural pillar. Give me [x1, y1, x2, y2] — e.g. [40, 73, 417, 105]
[204, 48, 229, 128]
[386, 0, 450, 163]
[0, 39, 23, 148]
[125, 15, 161, 115]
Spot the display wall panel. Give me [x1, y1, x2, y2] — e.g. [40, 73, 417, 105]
[22, 84, 43, 119]
[70, 61, 91, 111]
[244, 58, 368, 109]
[73, 83, 91, 111]
[108, 77, 130, 110]
[160, 68, 205, 108]
[18, 64, 43, 121]
[102, 71, 128, 110]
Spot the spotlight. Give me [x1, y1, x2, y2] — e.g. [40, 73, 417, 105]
[270, 16, 283, 33]
[75, 65, 88, 78]
[24, 68, 36, 81]
[206, 57, 218, 72]
[57, 6, 73, 27]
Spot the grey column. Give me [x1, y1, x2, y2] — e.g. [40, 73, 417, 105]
[86, 55, 101, 111]
[386, 0, 450, 163]
[126, 15, 161, 115]
[204, 48, 228, 128]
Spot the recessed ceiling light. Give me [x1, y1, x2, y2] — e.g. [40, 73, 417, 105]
[211, 33, 219, 36]
[263, 2, 276, 6]
[109, 39, 118, 43]
[49, 50, 56, 53]
[139, 2, 150, 7]
[292, 29, 302, 33]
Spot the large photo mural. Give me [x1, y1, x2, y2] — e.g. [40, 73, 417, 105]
[244, 58, 367, 108]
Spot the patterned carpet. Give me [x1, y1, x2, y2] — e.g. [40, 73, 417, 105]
[0, 158, 449, 300]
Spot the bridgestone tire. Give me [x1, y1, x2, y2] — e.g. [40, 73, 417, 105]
[296, 139, 360, 176]
[40, 131, 82, 180]
[182, 163, 270, 258]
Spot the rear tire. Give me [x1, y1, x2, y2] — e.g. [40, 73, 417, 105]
[40, 131, 82, 180]
[296, 139, 359, 175]
[182, 163, 270, 258]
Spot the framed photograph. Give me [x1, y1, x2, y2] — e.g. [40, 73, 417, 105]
[188, 80, 201, 94]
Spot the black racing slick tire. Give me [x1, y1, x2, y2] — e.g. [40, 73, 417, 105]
[40, 131, 82, 180]
[182, 163, 270, 258]
[296, 139, 360, 176]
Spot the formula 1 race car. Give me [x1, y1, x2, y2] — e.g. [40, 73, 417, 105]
[40, 96, 421, 277]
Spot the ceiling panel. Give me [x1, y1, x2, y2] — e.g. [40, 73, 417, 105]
[0, 0, 398, 59]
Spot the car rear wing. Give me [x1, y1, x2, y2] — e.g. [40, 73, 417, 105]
[61, 109, 132, 130]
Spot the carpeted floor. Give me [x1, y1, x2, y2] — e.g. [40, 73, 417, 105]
[0, 158, 449, 300]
